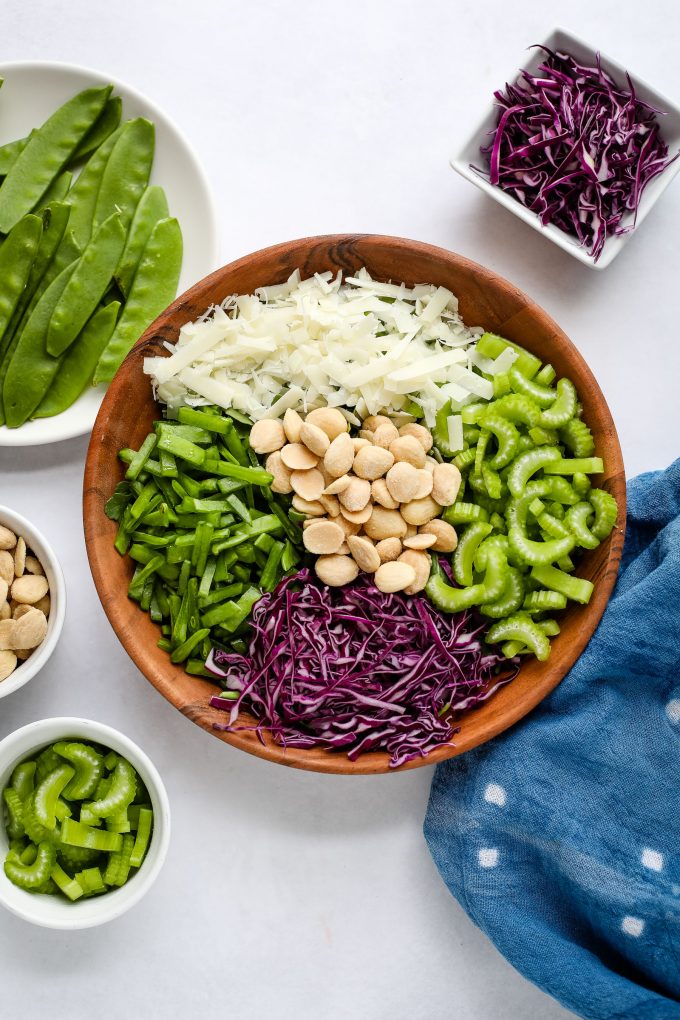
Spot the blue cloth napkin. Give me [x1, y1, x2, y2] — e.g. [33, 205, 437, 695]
[424, 460, 680, 1020]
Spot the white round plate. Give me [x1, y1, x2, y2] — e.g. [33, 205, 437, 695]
[0, 61, 219, 448]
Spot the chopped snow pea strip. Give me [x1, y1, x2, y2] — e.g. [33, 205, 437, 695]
[524, 590, 568, 611]
[4, 841, 56, 890]
[479, 413, 519, 468]
[589, 489, 618, 540]
[129, 807, 153, 868]
[453, 522, 492, 586]
[486, 612, 551, 661]
[54, 742, 104, 800]
[544, 457, 604, 475]
[60, 818, 123, 852]
[560, 418, 595, 457]
[0, 86, 111, 233]
[125, 433, 158, 481]
[539, 378, 577, 428]
[507, 447, 561, 499]
[564, 502, 601, 549]
[87, 758, 137, 819]
[50, 862, 84, 901]
[530, 565, 594, 604]
[509, 366, 557, 409]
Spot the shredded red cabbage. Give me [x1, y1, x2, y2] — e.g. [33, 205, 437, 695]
[207, 569, 516, 768]
[477, 46, 678, 261]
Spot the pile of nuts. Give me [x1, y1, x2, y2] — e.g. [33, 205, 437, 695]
[0, 524, 51, 682]
[250, 407, 461, 594]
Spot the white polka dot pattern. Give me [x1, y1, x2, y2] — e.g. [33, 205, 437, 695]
[478, 848, 499, 868]
[483, 783, 507, 807]
[621, 916, 645, 938]
[641, 848, 664, 872]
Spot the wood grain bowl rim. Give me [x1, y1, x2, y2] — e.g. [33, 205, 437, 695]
[83, 233, 626, 775]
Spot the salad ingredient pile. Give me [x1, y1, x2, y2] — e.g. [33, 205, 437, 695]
[208, 569, 514, 768]
[478, 46, 678, 260]
[249, 406, 461, 592]
[105, 406, 303, 674]
[2, 740, 153, 900]
[111, 268, 620, 764]
[144, 268, 492, 426]
[0, 524, 51, 682]
[0, 84, 183, 429]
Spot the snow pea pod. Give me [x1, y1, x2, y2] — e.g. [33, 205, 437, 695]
[64, 123, 122, 250]
[47, 212, 125, 356]
[68, 95, 122, 165]
[94, 216, 182, 384]
[0, 86, 112, 233]
[0, 213, 42, 349]
[2, 261, 77, 427]
[0, 204, 71, 426]
[115, 184, 169, 297]
[0, 134, 30, 176]
[34, 170, 72, 212]
[34, 301, 119, 419]
[93, 117, 155, 233]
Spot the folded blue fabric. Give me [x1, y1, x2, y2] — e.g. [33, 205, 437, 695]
[424, 460, 680, 1020]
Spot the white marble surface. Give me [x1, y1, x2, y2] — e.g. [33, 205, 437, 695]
[2, 1, 679, 1017]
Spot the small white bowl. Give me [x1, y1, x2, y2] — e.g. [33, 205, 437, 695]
[0, 506, 65, 700]
[450, 27, 680, 269]
[0, 717, 170, 929]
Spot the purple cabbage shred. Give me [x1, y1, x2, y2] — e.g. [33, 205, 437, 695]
[207, 569, 516, 768]
[476, 46, 679, 260]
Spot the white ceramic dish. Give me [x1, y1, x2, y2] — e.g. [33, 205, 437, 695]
[0, 717, 170, 929]
[0, 60, 219, 448]
[450, 27, 680, 270]
[0, 506, 65, 700]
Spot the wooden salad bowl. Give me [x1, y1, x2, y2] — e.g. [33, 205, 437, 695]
[83, 235, 626, 775]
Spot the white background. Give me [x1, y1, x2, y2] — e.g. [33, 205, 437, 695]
[2, 1, 679, 1018]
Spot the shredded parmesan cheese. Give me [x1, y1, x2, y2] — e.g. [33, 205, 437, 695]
[143, 268, 486, 426]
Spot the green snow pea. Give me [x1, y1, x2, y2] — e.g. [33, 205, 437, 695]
[94, 216, 182, 384]
[4, 841, 56, 890]
[47, 212, 125, 356]
[2, 261, 77, 427]
[64, 124, 122, 250]
[0, 86, 112, 233]
[34, 170, 72, 212]
[115, 184, 169, 297]
[68, 96, 122, 165]
[0, 134, 30, 176]
[34, 301, 119, 419]
[0, 204, 71, 425]
[93, 117, 155, 233]
[0, 213, 42, 350]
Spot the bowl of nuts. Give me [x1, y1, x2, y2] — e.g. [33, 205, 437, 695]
[0, 507, 65, 700]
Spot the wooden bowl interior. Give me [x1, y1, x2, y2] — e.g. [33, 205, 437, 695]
[83, 235, 625, 774]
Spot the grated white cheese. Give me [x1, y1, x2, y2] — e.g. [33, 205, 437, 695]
[143, 268, 487, 427]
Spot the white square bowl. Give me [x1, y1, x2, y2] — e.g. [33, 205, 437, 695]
[450, 27, 680, 269]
